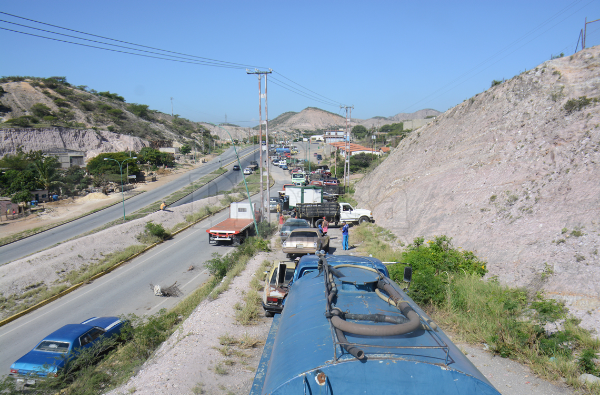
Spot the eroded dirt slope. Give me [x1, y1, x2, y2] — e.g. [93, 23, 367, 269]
[355, 46, 600, 333]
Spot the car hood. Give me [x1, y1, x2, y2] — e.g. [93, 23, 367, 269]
[12, 351, 66, 374]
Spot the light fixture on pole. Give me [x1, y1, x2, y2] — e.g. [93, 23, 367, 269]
[104, 156, 137, 221]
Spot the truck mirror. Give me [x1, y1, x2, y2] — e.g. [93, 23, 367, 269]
[403, 266, 412, 284]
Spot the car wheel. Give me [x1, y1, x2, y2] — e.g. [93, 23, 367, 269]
[358, 216, 369, 224]
[264, 310, 274, 317]
[232, 236, 242, 246]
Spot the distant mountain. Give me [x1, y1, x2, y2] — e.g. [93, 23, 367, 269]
[268, 107, 346, 132]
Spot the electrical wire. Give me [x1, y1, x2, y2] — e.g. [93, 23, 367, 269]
[0, 27, 245, 69]
[0, 11, 263, 69]
[269, 76, 342, 107]
[0, 19, 249, 67]
[0, 12, 346, 110]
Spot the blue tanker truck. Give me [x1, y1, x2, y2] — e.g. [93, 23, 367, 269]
[250, 253, 501, 394]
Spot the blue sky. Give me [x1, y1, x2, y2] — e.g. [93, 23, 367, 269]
[1, 0, 598, 126]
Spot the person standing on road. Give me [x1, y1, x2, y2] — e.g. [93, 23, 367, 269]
[341, 221, 349, 250]
[322, 217, 329, 236]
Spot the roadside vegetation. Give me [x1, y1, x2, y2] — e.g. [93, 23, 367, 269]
[351, 223, 600, 393]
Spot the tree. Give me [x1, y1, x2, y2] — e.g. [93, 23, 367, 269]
[30, 103, 53, 118]
[31, 155, 62, 192]
[127, 103, 150, 119]
[179, 144, 191, 155]
[352, 125, 368, 139]
[11, 190, 32, 205]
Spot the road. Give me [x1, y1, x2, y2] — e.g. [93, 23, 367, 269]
[0, 160, 288, 375]
[0, 146, 259, 266]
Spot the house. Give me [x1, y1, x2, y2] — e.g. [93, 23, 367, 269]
[324, 130, 346, 144]
[379, 147, 391, 155]
[310, 135, 324, 143]
[31, 189, 50, 203]
[43, 148, 85, 169]
[329, 142, 380, 157]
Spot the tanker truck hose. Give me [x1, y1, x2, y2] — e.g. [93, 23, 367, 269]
[335, 327, 365, 360]
[330, 305, 420, 337]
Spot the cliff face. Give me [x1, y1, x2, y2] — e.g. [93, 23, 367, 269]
[0, 128, 149, 160]
[355, 47, 600, 332]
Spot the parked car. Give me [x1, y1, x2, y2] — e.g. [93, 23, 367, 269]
[281, 164, 288, 170]
[279, 218, 311, 241]
[316, 154, 322, 160]
[243, 167, 253, 175]
[262, 260, 297, 317]
[10, 317, 128, 387]
[282, 228, 330, 259]
[324, 178, 339, 185]
[233, 165, 241, 171]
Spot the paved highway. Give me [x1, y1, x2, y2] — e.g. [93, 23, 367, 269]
[0, 160, 287, 375]
[0, 146, 259, 266]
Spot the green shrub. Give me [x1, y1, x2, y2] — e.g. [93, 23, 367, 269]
[491, 80, 502, 87]
[578, 348, 599, 375]
[564, 96, 592, 113]
[389, 236, 487, 306]
[144, 221, 170, 240]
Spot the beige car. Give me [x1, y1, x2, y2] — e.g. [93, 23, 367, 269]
[282, 228, 330, 259]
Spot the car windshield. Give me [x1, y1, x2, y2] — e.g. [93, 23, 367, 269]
[284, 220, 309, 227]
[35, 341, 71, 353]
[290, 231, 318, 238]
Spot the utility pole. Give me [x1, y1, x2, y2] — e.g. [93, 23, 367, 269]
[247, 68, 273, 222]
[170, 97, 173, 117]
[340, 105, 353, 193]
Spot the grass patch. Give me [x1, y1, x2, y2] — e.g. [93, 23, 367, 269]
[234, 289, 262, 325]
[64, 245, 147, 285]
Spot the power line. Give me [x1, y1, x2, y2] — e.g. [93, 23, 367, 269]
[273, 71, 343, 106]
[0, 27, 247, 68]
[269, 77, 341, 107]
[0, 19, 250, 67]
[0, 11, 264, 69]
[0, 12, 348, 114]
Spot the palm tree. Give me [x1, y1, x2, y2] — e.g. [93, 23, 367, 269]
[32, 156, 62, 193]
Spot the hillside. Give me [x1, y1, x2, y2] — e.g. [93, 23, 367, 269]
[0, 77, 253, 157]
[267, 107, 346, 132]
[355, 46, 600, 333]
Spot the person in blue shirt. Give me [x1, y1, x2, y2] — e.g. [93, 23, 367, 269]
[341, 221, 349, 250]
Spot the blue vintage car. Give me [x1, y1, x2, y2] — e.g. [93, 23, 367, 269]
[9, 316, 127, 386]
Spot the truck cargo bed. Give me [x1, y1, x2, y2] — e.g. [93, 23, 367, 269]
[207, 218, 253, 235]
[297, 202, 339, 218]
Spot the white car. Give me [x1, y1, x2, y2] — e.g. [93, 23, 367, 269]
[243, 168, 253, 175]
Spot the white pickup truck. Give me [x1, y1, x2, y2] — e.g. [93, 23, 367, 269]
[295, 202, 374, 227]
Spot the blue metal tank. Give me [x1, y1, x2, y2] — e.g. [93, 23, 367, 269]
[252, 255, 500, 395]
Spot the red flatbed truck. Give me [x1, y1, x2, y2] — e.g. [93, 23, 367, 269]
[207, 202, 260, 246]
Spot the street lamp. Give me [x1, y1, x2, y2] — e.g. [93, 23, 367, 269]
[104, 156, 137, 221]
